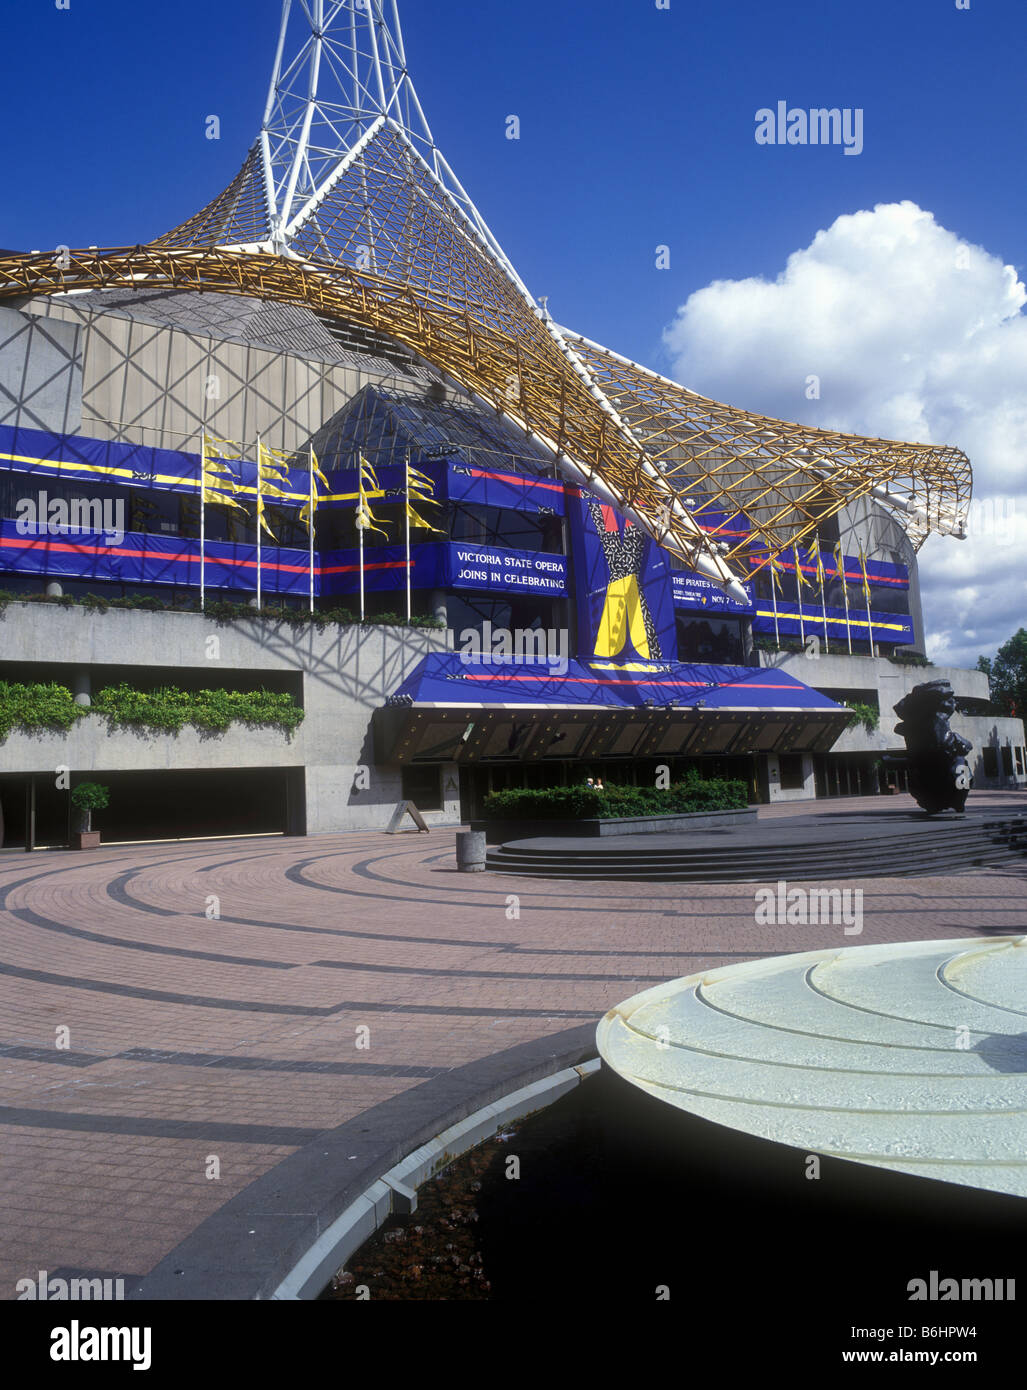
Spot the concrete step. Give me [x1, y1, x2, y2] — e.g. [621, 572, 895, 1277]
[485, 815, 1027, 880]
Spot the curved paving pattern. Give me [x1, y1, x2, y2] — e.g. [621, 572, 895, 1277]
[598, 936, 1027, 1197]
[0, 791, 1024, 1297]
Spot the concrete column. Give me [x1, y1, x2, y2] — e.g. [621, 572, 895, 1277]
[430, 589, 448, 624]
[71, 668, 91, 708]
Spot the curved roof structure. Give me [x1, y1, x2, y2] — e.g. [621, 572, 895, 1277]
[0, 0, 971, 600]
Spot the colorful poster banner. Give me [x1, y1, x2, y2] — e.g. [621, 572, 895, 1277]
[565, 487, 676, 662]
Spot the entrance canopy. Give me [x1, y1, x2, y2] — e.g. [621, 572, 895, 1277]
[375, 654, 849, 764]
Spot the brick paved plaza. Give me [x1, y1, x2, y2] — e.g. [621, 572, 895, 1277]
[1, 791, 1025, 1299]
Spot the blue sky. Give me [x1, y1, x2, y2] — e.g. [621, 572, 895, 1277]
[3, 0, 1024, 660]
[3, 0, 1021, 368]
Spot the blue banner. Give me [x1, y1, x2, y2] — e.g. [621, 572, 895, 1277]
[751, 599, 914, 645]
[673, 570, 754, 615]
[445, 462, 565, 516]
[0, 519, 315, 595]
[749, 548, 910, 590]
[0, 422, 318, 508]
[444, 543, 567, 595]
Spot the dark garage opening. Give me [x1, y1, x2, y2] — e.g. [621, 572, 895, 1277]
[0, 767, 304, 848]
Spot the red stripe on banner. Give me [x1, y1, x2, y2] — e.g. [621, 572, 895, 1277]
[0, 533, 313, 576]
[748, 555, 905, 585]
[318, 561, 410, 575]
[463, 468, 565, 493]
[462, 674, 803, 689]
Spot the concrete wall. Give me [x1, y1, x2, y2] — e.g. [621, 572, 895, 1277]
[0, 602, 457, 831]
[0, 305, 82, 433]
[762, 649, 1027, 789]
[765, 751, 816, 802]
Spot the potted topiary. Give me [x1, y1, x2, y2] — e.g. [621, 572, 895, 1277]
[70, 782, 110, 849]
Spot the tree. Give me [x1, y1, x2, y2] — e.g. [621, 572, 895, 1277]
[70, 781, 110, 834]
[977, 629, 1027, 718]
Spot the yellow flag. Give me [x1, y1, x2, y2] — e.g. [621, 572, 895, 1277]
[356, 502, 390, 538]
[793, 546, 811, 591]
[311, 450, 331, 491]
[359, 457, 379, 489]
[202, 485, 248, 513]
[357, 456, 390, 536]
[257, 500, 277, 541]
[808, 535, 825, 587]
[408, 465, 435, 492]
[858, 545, 872, 603]
[406, 503, 445, 534]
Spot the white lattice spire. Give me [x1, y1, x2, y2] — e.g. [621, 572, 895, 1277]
[258, 0, 519, 279]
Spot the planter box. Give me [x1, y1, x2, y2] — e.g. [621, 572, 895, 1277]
[73, 831, 101, 850]
[473, 806, 756, 843]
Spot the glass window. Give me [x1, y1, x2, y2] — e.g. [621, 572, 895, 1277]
[401, 766, 442, 811]
[676, 616, 744, 664]
[778, 754, 806, 790]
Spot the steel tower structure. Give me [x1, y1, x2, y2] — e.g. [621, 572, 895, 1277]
[0, 0, 971, 599]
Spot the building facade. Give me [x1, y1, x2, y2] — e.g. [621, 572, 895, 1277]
[0, 288, 1021, 846]
[0, 2, 1020, 845]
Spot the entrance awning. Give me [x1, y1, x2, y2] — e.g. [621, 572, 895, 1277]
[375, 654, 850, 764]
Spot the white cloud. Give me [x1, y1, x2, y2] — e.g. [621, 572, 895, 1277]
[661, 200, 1027, 668]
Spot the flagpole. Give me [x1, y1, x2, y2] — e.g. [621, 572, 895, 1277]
[199, 428, 206, 612]
[838, 548, 853, 655]
[404, 448, 412, 623]
[256, 434, 262, 610]
[358, 454, 366, 622]
[308, 446, 315, 614]
[861, 545, 875, 657]
[819, 554, 830, 654]
[794, 546, 805, 646]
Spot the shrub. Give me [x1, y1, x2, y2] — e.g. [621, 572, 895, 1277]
[0, 680, 304, 741]
[70, 781, 110, 813]
[845, 701, 880, 733]
[0, 681, 85, 739]
[483, 773, 748, 821]
[887, 650, 931, 667]
[91, 684, 305, 736]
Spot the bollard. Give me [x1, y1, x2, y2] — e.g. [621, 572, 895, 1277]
[455, 829, 486, 872]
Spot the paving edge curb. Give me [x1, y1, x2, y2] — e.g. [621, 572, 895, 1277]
[128, 1023, 597, 1300]
[272, 1056, 602, 1300]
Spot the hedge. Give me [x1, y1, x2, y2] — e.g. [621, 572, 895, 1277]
[91, 684, 305, 736]
[483, 774, 749, 821]
[0, 681, 82, 740]
[0, 681, 305, 740]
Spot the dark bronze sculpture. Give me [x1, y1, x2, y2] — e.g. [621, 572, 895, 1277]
[886, 680, 973, 814]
